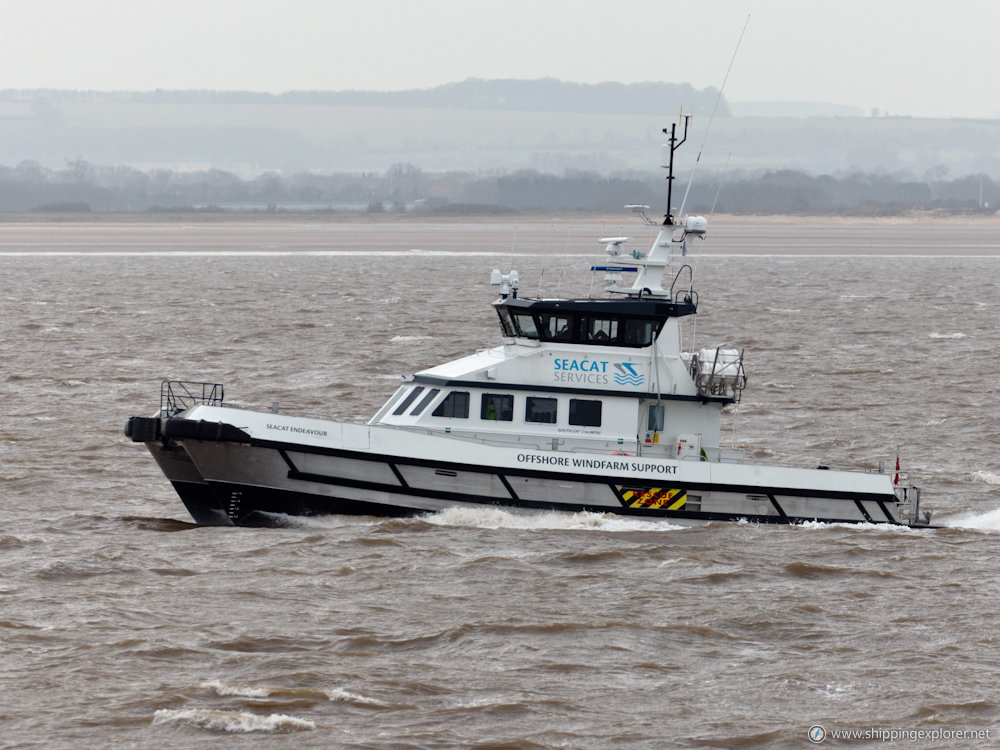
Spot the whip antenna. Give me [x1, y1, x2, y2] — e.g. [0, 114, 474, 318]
[709, 152, 733, 217]
[678, 14, 750, 218]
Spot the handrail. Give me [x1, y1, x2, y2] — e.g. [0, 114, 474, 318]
[690, 347, 747, 403]
[160, 380, 224, 416]
[669, 264, 697, 305]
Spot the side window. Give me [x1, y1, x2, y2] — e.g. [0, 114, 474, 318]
[569, 399, 602, 427]
[647, 404, 665, 431]
[538, 314, 573, 341]
[586, 317, 618, 343]
[525, 396, 558, 424]
[496, 309, 516, 337]
[410, 388, 441, 416]
[432, 391, 470, 418]
[392, 386, 424, 416]
[410, 388, 441, 417]
[623, 319, 656, 347]
[481, 393, 514, 421]
[512, 313, 539, 339]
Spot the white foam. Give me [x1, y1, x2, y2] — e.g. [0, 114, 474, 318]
[928, 332, 967, 339]
[389, 335, 433, 342]
[250, 512, 380, 530]
[423, 506, 685, 532]
[152, 708, 315, 733]
[972, 470, 1000, 486]
[795, 520, 914, 532]
[200, 680, 386, 707]
[943, 507, 1000, 531]
[818, 682, 854, 698]
[325, 687, 390, 707]
[201, 680, 269, 698]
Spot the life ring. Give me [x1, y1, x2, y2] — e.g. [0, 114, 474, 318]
[612, 450, 630, 456]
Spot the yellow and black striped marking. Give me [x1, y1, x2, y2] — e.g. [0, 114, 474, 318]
[619, 487, 687, 510]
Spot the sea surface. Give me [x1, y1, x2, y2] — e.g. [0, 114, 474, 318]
[2, 216, 1000, 748]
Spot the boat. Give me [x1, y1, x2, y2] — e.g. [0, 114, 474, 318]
[125, 120, 931, 528]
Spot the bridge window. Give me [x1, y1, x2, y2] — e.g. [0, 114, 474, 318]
[623, 319, 657, 347]
[512, 313, 539, 339]
[392, 386, 424, 416]
[433, 391, 470, 418]
[498, 307, 666, 348]
[525, 396, 557, 424]
[569, 399, 602, 427]
[585, 317, 618, 342]
[538, 313, 573, 341]
[496, 308, 515, 337]
[481, 393, 514, 421]
[410, 388, 441, 416]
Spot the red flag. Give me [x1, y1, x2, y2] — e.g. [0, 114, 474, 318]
[893, 454, 900, 485]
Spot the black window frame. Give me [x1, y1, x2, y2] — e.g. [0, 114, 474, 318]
[496, 308, 516, 338]
[512, 313, 539, 339]
[569, 398, 602, 427]
[584, 316, 619, 343]
[622, 318, 658, 347]
[537, 313, 573, 341]
[432, 391, 470, 418]
[392, 386, 424, 416]
[525, 396, 558, 424]
[501, 307, 667, 348]
[410, 388, 441, 416]
[647, 404, 665, 431]
[480, 393, 514, 421]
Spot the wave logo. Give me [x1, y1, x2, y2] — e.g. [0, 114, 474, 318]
[613, 362, 644, 387]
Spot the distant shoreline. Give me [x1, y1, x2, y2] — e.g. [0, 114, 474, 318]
[1, 212, 997, 257]
[0, 209, 997, 226]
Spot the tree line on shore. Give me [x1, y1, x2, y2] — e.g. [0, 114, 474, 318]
[0, 159, 995, 215]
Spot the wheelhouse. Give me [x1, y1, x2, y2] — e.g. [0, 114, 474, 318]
[494, 298, 695, 348]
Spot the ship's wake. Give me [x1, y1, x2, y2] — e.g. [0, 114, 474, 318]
[941, 507, 1000, 531]
[421, 506, 687, 532]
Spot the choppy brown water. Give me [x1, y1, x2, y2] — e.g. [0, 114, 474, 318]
[3, 217, 1000, 748]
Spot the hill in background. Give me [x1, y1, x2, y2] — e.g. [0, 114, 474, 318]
[0, 78, 997, 181]
[0, 79, 997, 214]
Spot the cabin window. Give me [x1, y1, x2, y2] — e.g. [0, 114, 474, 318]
[410, 388, 441, 416]
[623, 319, 658, 347]
[481, 393, 514, 421]
[585, 317, 618, 342]
[392, 386, 424, 416]
[496, 308, 516, 337]
[512, 313, 539, 339]
[647, 405, 665, 431]
[525, 396, 558, 424]
[433, 391, 470, 418]
[538, 313, 573, 341]
[569, 399, 602, 427]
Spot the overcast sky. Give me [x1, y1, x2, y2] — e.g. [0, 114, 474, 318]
[2, 1, 997, 119]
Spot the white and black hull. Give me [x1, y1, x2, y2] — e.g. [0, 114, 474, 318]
[127, 406, 925, 528]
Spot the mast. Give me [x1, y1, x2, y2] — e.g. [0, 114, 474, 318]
[663, 116, 690, 226]
[598, 119, 705, 298]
